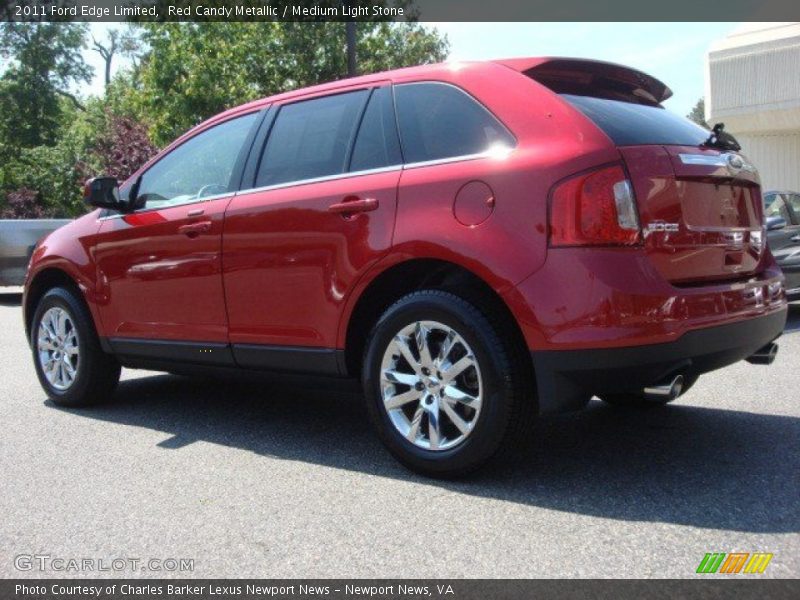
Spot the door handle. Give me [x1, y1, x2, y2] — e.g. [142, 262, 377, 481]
[328, 197, 379, 215]
[791, 234, 800, 243]
[178, 221, 212, 237]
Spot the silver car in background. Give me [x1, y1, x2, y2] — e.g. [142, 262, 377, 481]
[0, 219, 71, 286]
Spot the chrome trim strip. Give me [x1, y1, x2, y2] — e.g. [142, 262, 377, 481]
[678, 153, 728, 167]
[234, 147, 515, 197]
[97, 193, 233, 221]
[679, 152, 757, 173]
[234, 164, 403, 197]
[402, 151, 503, 170]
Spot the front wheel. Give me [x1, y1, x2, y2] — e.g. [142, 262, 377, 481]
[31, 287, 121, 407]
[362, 290, 534, 478]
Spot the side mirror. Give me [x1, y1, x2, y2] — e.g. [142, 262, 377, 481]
[83, 177, 130, 212]
[767, 216, 787, 231]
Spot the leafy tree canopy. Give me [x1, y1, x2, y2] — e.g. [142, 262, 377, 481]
[0, 22, 92, 146]
[0, 20, 449, 217]
[128, 22, 448, 145]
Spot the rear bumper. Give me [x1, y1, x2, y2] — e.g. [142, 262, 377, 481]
[502, 246, 789, 414]
[531, 308, 787, 413]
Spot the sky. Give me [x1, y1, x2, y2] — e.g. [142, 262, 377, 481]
[83, 22, 742, 117]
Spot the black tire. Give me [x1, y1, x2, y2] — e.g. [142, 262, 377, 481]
[31, 286, 121, 407]
[362, 290, 535, 478]
[598, 373, 699, 408]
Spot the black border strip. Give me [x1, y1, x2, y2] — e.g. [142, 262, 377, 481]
[105, 337, 345, 375]
[3, 0, 799, 22]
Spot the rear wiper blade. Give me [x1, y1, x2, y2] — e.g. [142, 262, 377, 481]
[702, 122, 741, 152]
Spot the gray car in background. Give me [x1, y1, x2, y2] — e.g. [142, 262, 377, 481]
[765, 190, 800, 301]
[0, 219, 72, 286]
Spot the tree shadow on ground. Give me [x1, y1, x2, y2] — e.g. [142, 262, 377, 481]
[48, 367, 800, 534]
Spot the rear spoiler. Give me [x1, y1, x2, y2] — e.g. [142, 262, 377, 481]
[496, 57, 672, 105]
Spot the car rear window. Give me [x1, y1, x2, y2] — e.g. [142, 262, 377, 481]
[561, 94, 709, 146]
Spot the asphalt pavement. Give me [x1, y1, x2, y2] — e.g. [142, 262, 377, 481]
[1, 289, 798, 578]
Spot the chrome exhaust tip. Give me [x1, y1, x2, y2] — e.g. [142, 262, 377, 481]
[746, 342, 778, 365]
[643, 374, 684, 402]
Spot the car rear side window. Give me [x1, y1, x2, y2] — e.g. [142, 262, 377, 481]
[562, 94, 709, 146]
[256, 90, 368, 187]
[394, 82, 515, 164]
[349, 87, 402, 172]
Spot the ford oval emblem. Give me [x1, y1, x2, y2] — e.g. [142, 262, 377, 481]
[725, 153, 745, 174]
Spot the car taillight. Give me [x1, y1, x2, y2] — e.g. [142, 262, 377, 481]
[549, 165, 641, 246]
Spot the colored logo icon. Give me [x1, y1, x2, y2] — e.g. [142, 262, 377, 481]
[696, 552, 773, 574]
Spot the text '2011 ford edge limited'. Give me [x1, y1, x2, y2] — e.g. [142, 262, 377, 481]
[24, 58, 787, 477]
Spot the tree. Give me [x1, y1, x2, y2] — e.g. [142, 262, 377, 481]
[687, 97, 709, 129]
[91, 27, 141, 89]
[126, 22, 448, 146]
[0, 22, 94, 217]
[0, 23, 92, 146]
[89, 112, 158, 182]
[0, 19, 448, 218]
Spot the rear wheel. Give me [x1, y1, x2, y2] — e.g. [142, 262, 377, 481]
[362, 290, 534, 478]
[31, 287, 120, 407]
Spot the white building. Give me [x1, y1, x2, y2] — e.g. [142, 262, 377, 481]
[706, 22, 800, 192]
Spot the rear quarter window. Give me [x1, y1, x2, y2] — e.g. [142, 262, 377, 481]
[394, 82, 515, 164]
[562, 94, 709, 146]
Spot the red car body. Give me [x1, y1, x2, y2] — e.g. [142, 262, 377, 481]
[24, 58, 787, 417]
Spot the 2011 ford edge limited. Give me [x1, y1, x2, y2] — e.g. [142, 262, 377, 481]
[24, 58, 788, 477]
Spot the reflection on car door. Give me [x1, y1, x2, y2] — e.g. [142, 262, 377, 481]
[94, 112, 260, 363]
[222, 86, 402, 374]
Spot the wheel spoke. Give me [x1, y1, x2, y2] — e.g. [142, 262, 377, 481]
[38, 336, 56, 351]
[56, 311, 67, 337]
[44, 314, 58, 339]
[441, 354, 474, 383]
[407, 405, 424, 442]
[437, 330, 458, 364]
[390, 335, 421, 374]
[444, 385, 481, 410]
[441, 400, 470, 435]
[61, 356, 76, 379]
[384, 388, 421, 410]
[382, 369, 419, 387]
[44, 359, 57, 375]
[414, 322, 433, 368]
[427, 403, 441, 450]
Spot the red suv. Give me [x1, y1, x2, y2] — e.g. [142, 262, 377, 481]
[24, 58, 787, 477]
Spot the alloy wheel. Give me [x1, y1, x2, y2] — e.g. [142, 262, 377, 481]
[380, 320, 483, 451]
[37, 307, 80, 391]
